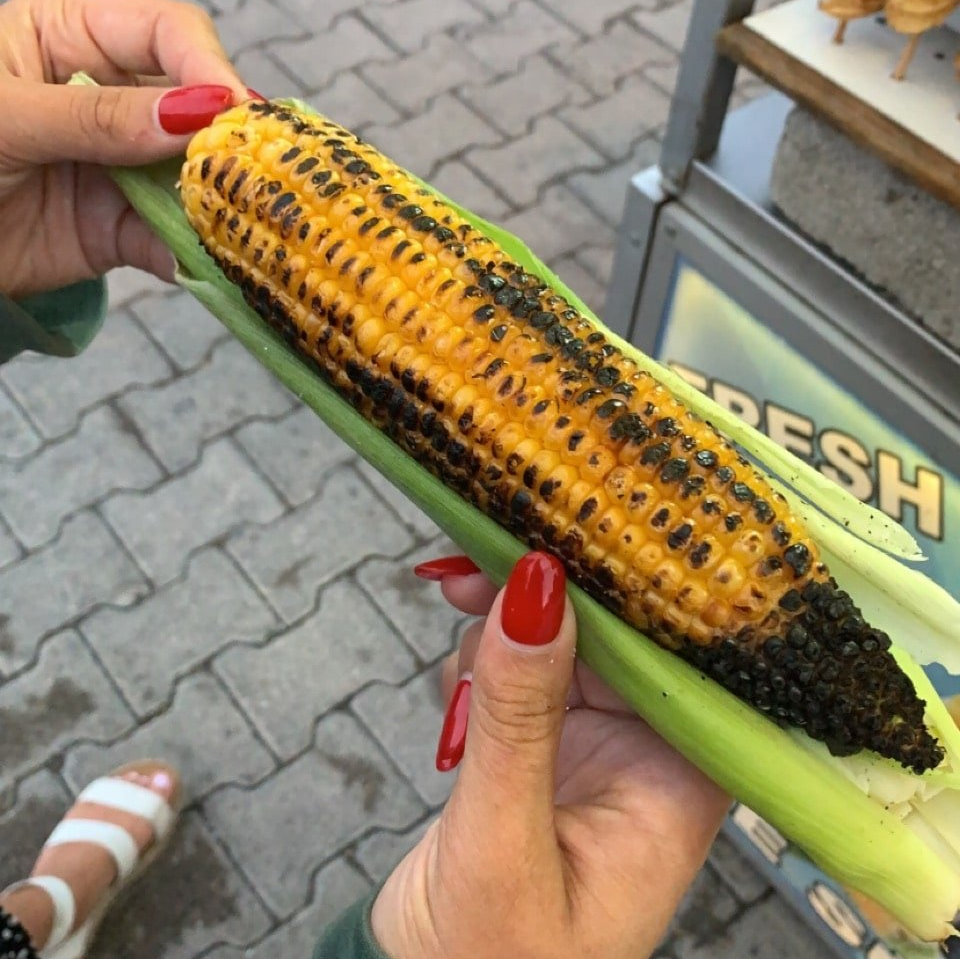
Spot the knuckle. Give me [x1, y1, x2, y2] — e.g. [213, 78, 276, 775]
[474, 681, 557, 749]
[75, 89, 128, 140]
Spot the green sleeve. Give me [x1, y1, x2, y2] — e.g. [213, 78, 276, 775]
[313, 891, 392, 959]
[0, 277, 107, 365]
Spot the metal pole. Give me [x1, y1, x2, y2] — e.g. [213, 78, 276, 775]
[658, 0, 757, 194]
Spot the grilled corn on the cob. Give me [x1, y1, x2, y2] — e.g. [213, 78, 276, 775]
[885, 0, 960, 77]
[180, 101, 943, 773]
[818, 0, 886, 43]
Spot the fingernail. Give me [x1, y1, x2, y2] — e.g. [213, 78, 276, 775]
[501, 552, 566, 647]
[246, 87, 267, 101]
[436, 675, 471, 772]
[150, 770, 174, 791]
[157, 85, 234, 135]
[414, 556, 481, 582]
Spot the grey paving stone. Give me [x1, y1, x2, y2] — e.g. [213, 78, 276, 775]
[87, 811, 272, 959]
[63, 673, 275, 804]
[680, 894, 825, 959]
[215, 579, 417, 758]
[567, 136, 662, 226]
[356, 461, 441, 540]
[460, 0, 576, 74]
[559, 20, 669, 97]
[465, 116, 604, 208]
[461, 53, 593, 137]
[103, 438, 285, 586]
[2, 314, 171, 440]
[632, 0, 693, 52]
[364, 0, 484, 53]
[497, 183, 611, 264]
[669, 864, 740, 959]
[272, 15, 393, 92]
[273, 0, 366, 29]
[352, 665, 451, 806]
[118, 339, 294, 472]
[233, 45, 307, 99]
[0, 769, 72, 882]
[205, 711, 425, 917]
[227, 467, 411, 622]
[644, 58, 681, 96]
[708, 832, 770, 906]
[354, 815, 435, 883]
[362, 33, 491, 112]
[0, 511, 147, 674]
[559, 73, 669, 161]
[205, 858, 372, 959]
[235, 405, 356, 507]
[0, 630, 133, 791]
[106, 266, 172, 309]
[356, 539, 465, 662]
[83, 549, 278, 715]
[0, 386, 41, 459]
[556, 0, 648, 35]
[365, 93, 501, 179]
[576, 244, 616, 289]
[0, 406, 162, 550]
[466, 0, 514, 13]
[550, 254, 609, 316]
[216, 0, 310, 55]
[429, 160, 512, 223]
[0, 519, 21, 571]
[305, 69, 403, 133]
[130, 291, 229, 373]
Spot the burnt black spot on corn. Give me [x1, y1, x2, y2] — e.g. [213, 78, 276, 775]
[181, 100, 942, 773]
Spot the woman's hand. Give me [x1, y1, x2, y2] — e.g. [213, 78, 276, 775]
[373, 552, 731, 959]
[0, 0, 247, 298]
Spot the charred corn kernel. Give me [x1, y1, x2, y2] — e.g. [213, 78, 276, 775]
[181, 100, 942, 773]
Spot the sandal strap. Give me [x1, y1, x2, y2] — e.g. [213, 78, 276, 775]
[3, 876, 75, 952]
[77, 777, 174, 839]
[44, 820, 138, 884]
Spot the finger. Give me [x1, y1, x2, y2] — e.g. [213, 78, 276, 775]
[444, 553, 576, 846]
[441, 574, 499, 616]
[74, 167, 176, 280]
[35, 0, 245, 98]
[413, 554, 498, 615]
[0, 78, 234, 166]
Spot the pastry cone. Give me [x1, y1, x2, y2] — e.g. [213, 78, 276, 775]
[819, 0, 886, 43]
[886, 0, 960, 77]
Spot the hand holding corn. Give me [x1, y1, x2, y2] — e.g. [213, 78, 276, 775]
[0, 0, 246, 299]
[369, 552, 730, 959]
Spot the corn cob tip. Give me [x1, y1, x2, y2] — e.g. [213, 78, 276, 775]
[179, 99, 943, 773]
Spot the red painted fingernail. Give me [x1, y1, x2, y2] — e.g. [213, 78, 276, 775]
[414, 556, 481, 582]
[246, 87, 267, 101]
[157, 85, 234, 135]
[501, 552, 566, 647]
[436, 676, 471, 772]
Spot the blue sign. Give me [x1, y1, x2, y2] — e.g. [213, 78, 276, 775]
[655, 259, 958, 959]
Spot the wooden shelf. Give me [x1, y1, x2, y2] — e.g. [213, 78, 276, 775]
[717, 13, 960, 211]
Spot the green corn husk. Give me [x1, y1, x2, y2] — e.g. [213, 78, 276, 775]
[73, 74, 960, 942]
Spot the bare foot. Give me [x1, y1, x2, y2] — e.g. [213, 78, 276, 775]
[0, 764, 178, 950]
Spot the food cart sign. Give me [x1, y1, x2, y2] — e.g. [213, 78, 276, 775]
[654, 259, 959, 959]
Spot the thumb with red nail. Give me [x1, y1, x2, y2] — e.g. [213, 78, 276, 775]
[0, 0, 250, 300]
[363, 550, 731, 959]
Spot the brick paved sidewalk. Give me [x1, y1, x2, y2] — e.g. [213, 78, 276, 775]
[0, 0, 827, 956]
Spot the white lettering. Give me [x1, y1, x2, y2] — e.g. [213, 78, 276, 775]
[820, 430, 874, 503]
[713, 381, 761, 428]
[877, 451, 944, 540]
[766, 404, 815, 460]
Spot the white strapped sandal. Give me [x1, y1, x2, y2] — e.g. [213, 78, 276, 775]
[2, 761, 181, 959]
